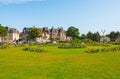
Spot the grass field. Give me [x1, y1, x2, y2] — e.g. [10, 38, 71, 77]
[0, 45, 120, 79]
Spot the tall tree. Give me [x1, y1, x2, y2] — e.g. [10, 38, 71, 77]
[87, 31, 93, 40]
[109, 31, 120, 42]
[27, 27, 42, 41]
[115, 31, 120, 40]
[66, 26, 80, 39]
[81, 34, 86, 39]
[109, 31, 116, 42]
[93, 32, 100, 42]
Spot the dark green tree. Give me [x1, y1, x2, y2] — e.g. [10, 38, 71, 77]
[0, 24, 7, 38]
[80, 34, 87, 42]
[115, 31, 120, 40]
[87, 31, 93, 40]
[108, 31, 120, 42]
[93, 32, 101, 42]
[109, 31, 116, 42]
[81, 34, 86, 39]
[27, 27, 42, 41]
[66, 26, 80, 39]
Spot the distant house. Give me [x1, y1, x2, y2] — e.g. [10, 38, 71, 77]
[100, 36, 110, 42]
[21, 26, 68, 42]
[2, 27, 19, 42]
[50, 27, 66, 41]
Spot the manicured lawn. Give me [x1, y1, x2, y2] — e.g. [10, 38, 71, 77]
[0, 45, 120, 79]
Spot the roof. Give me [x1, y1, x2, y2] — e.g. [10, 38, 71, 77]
[5, 27, 19, 34]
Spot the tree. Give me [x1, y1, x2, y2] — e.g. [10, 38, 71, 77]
[66, 26, 80, 39]
[87, 31, 93, 40]
[87, 31, 100, 42]
[115, 31, 120, 40]
[109, 31, 120, 42]
[27, 27, 42, 41]
[81, 34, 86, 39]
[93, 32, 100, 42]
[0, 24, 7, 37]
[80, 34, 87, 42]
[0, 24, 7, 42]
[109, 31, 116, 42]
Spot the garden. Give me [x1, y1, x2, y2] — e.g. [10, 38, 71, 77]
[0, 42, 120, 79]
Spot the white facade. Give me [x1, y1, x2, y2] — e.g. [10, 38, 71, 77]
[100, 36, 110, 42]
[0, 37, 1, 42]
[13, 33, 19, 40]
[2, 27, 19, 42]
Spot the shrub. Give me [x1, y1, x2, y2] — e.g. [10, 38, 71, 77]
[0, 43, 10, 49]
[23, 47, 47, 53]
[58, 43, 86, 49]
[86, 46, 120, 53]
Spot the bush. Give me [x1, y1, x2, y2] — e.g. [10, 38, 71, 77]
[23, 47, 47, 53]
[0, 43, 10, 49]
[87, 42, 111, 47]
[86, 46, 120, 53]
[58, 43, 86, 49]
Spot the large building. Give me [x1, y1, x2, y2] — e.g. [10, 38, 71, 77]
[50, 27, 66, 41]
[1, 27, 19, 42]
[21, 26, 69, 42]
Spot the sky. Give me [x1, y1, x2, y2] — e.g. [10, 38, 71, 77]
[0, 0, 120, 35]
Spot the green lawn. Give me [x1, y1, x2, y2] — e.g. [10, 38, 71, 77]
[0, 45, 120, 79]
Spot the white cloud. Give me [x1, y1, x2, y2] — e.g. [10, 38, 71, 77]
[0, 0, 46, 4]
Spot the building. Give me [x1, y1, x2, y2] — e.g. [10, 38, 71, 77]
[100, 36, 110, 42]
[2, 27, 19, 42]
[50, 27, 66, 41]
[21, 26, 68, 42]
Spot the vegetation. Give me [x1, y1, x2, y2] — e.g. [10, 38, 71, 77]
[0, 43, 120, 79]
[0, 44, 120, 79]
[86, 46, 120, 53]
[0, 43, 10, 49]
[0, 24, 7, 37]
[58, 43, 86, 49]
[107, 31, 120, 42]
[23, 47, 47, 53]
[86, 31, 100, 42]
[66, 26, 80, 39]
[27, 27, 42, 41]
[0, 25, 120, 79]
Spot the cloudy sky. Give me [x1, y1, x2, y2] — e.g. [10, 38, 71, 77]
[0, 0, 120, 34]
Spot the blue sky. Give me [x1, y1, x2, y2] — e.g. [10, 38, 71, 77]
[0, 0, 120, 34]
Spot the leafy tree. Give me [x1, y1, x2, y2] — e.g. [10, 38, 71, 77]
[109, 31, 120, 42]
[87, 31, 100, 42]
[66, 26, 80, 39]
[80, 34, 87, 42]
[109, 31, 116, 42]
[27, 27, 42, 41]
[115, 31, 120, 39]
[0, 24, 7, 37]
[0, 24, 7, 42]
[93, 32, 100, 42]
[81, 34, 86, 39]
[87, 31, 93, 40]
